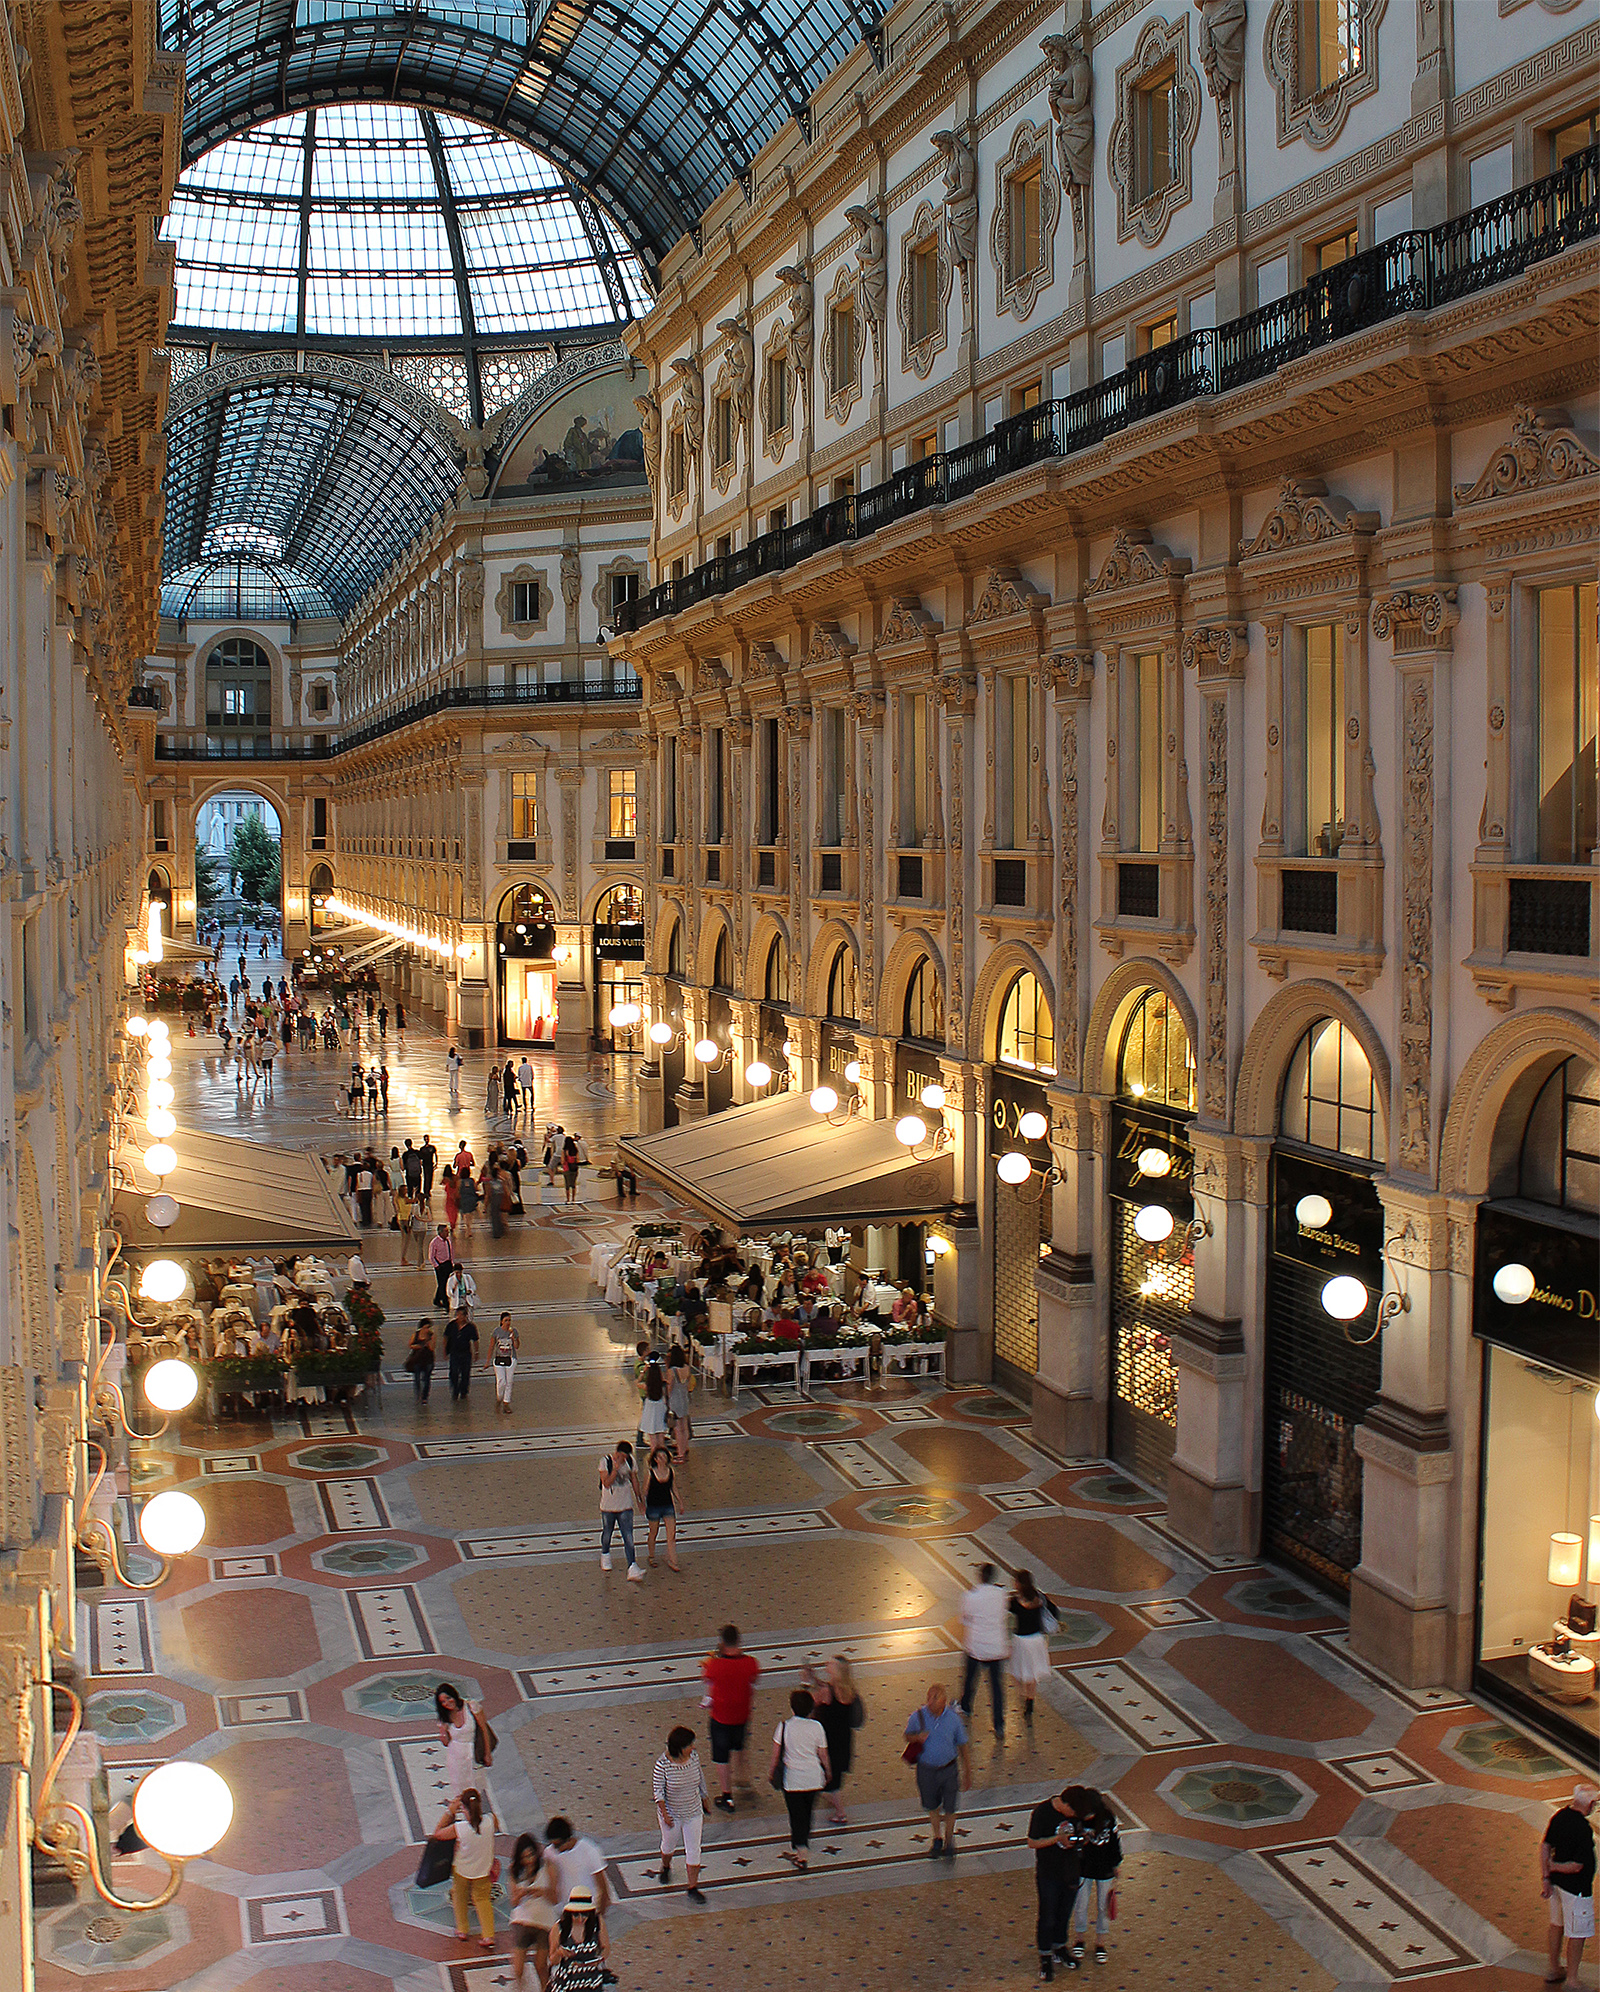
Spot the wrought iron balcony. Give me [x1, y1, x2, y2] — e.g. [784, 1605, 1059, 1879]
[151, 674, 642, 761]
[617, 145, 1598, 638]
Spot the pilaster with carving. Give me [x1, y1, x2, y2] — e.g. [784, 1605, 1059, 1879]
[934, 671, 976, 1051]
[1182, 622, 1247, 1123]
[1042, 652, 1094, 1082]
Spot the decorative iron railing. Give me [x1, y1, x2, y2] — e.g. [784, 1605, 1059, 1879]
[617, 145, 1598, 638]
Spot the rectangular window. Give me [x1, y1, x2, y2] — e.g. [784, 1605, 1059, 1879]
[662, 736, 678, 843]
[900, 692, 929, 846]
[714, 533, 732, 560]
[608, 571, 639, 617]
[708, 728, 725, 843]
[1303, 622, 1347, 857]
[832, 471, 855, 502]
[911, 241, 940, 344]
[1010, 381, 1041, 417]
[609, 768, 637, 839]
[1006, 163, 1042, 282]
[669, 557, 685, 583]
[511, 580, 539, 624]
[1537, 581, 1599, 865]
[667, 428, 687, 497]
[1135, 65, 1179, 203]
[762, 715, 780, 843]
[1001, 675, 1032, 848]
[151, 800, 168, 850]
[911, 429, 938, 463]
[310, 682, 331, 715]
[829, 300, 855, 391]
[311, 797, 328, 849]
[1308, 225, 1360, 278]
[767, 504, 787, 534]
[511, 772, 538, 842]
[1305, 0, 1362, 92]
[765, 352, 789, 434]
[1141, 312, 1178, 352]
[21, 915, 35, 1043]
[823, 708, 847, 846]
[1134, 652, 1163, 856]
[713, 393, 734, 468]
[1553, 114, 1598, 168]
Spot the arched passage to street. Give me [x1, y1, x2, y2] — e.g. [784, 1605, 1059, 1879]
[194, 786, 285, 944]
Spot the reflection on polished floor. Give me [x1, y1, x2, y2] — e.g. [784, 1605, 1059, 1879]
[44, 997, 1593, 1990]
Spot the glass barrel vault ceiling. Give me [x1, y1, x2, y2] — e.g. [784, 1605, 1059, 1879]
[164, 104, 653, 340]
[166, 0, 882, 269]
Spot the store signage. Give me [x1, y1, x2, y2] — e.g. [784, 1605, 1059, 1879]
[991, 1065, 1053, 1166]
[820, 1022, 859, 1090]
[895, 1042, 946, 1115]
[1270, 1150, 1382, 1278]
[1109, 1103, 1192, 1211]
[594, 926, 645, 961]
[1474, 1202, 1600, 1383]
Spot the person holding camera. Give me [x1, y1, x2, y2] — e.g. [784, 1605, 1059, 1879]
[599, 1441, 645, 1580]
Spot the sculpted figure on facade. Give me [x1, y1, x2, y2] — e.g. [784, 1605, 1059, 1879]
[670, 354, 704, 453]
[775, 263, 813, 406]
[560, 543, 582, 616]
[1197, 0, 1247, 96]
[716, 314, 755, 446]
[1042, 35, 1094, 192]
[933, 126, 979, 278]
[845, 203, 888, 326]
[633, 386, 661, 488]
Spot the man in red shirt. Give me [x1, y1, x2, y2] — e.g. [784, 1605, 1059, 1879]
[701, 1623, 761, 1812]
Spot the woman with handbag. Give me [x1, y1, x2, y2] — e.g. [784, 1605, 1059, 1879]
[405, 1320, 435, 1405]
[508, 1832, 557, 1988]
[1008, 1569, 1057, 1728]
[767, 1687, 830, 1871]
[427, 1787, 499, 1951]
[435, 1683, 496, 1798]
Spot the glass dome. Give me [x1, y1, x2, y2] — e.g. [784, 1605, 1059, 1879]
[164, 104, 653, 343]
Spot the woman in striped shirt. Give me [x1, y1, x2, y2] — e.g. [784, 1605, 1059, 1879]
[653, 1725, 709, 1902]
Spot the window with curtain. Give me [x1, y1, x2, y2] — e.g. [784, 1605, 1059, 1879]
[1536, 580, 1598, 864]
[1302, 622, 1346, 857]
[1134, 652, 1163, 854]
[609, 768, 637, 838]
[901, 692, 929, 845]
[511, 773, 538, 841]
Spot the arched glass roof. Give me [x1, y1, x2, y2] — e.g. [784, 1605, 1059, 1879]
[165, 104, 652, 344]
[164, 0, 881, 267]
[162, 558, 337, 623]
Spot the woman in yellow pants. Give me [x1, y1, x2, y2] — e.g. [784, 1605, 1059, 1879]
[430, 1789, 500, 1951]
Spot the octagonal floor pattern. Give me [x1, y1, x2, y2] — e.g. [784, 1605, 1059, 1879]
[39, 1017, 1593, 1990]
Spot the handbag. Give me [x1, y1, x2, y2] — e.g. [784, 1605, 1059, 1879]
[769, 1719, 787, 1790]
[1040, 1597, 1060, 1634]
[901, 1712, 926, 1765]
[415, 1836, 454, 1888]
[473, 1709, 498, 1767]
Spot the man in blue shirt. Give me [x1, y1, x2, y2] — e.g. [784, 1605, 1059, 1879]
[904, 1682, 972, 1857]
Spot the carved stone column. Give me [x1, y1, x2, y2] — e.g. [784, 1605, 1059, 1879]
[729, 997, 760, 1104]
[1043, 652, 1094, 1087]
[1180, 623, 1248, 1128]
[1034, 1088, 1100, 1456]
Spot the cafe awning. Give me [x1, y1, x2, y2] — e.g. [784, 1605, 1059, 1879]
[113, 1126, 360, 1251]
[617, 1092, 954, 1232]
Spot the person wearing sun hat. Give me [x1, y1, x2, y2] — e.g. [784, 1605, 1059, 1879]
[548, 1882, 609, 1989]
[1543, 1783, 1597, 1990]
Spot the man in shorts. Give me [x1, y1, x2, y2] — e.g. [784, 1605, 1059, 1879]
[1543, 1782, 1597, 1990]
[701, 1623, 760, 1813]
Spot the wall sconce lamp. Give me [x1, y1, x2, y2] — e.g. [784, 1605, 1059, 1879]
[809, 1084, 859, 1126]
[33, 1685, 232, 1911]
[693, 1035, 731, 1074]
[1320, 1233, 1411, 1345]
[896, 1113, 951, 1160]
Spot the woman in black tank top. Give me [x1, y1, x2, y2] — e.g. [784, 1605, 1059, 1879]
[644, 1446, 682, 1571]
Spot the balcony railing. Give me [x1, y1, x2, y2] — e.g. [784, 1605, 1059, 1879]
[148, 674, 642, 761]
[617, 146, 1598, 638]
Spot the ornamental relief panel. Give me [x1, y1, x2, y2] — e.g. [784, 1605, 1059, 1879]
[1108, 13, 1202, 248]
[990, 120, 1061, 323]
[897, 200, 954, 381]
[1263, 0, 1388, 151]
[1454, 404, 1600, 506]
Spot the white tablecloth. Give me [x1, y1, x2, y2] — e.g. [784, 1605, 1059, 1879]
[590, 1240, 627, 1288]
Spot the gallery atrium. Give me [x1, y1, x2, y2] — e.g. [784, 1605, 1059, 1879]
[0, 0, 1595, 1986]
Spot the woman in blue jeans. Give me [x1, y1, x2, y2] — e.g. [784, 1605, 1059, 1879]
[599, 1442, 645, 1580]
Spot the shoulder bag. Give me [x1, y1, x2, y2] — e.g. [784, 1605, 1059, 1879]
[473, 1706, 498, 1767]
[415, 1836, 455, 1888]
[1039, 1596, 1060, 1634]
[769, 1719, 787, 1790]
[901, 1710, 926, 1765]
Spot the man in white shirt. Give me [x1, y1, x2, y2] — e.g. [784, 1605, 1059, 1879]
[543, 1815, 614, 1969]
[346, 1251, 368, 1290]
[446, 1264, 478, 1318]
[959, 1563, 1012, 1740]
[517, 1056, 535, 1118]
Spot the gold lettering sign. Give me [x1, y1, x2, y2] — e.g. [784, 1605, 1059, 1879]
[1113, 1118, 1193, 1183]
[1295, 1222, 1362, 1258]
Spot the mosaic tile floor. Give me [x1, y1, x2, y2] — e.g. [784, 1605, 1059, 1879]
[41, 999, 1596, 1988]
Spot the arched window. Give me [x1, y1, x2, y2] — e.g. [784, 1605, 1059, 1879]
[497, 884, 554, 926]
[1519, 1057, 1599, 1214]
[596, 882, 642, 924]
[826, 942, 858, 1021]
[205, 637, 273, 738]
[308, 862, 335, 903]
[713, 928, 733, 990]
[1117, 989, 1193, 1110]
[1280, 1019, 1380, 1162]
[997, 971, 1054, 1075]
[666, 917, 684, 978]
[763, 935, 789, 1005]
[902, 954, 944, 1043]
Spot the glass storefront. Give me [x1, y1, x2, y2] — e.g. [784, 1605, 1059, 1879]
[496, 884, 558, 1044]
[990, 1061, 1052, 1400]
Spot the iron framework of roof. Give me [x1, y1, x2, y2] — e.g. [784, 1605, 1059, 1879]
[163, 0, 882, 270]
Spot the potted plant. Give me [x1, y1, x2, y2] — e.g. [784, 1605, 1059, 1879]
[345, 1289, 386, 1336]
[201, 1352, 287, 1391]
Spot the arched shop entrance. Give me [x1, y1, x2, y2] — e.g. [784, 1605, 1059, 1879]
[660, 916, 685, 1128]
[991, 970, 1054, 1403]
[1264, 1018, 1385, 1592]
[706, 927, 735, 1114]
[146, 866, 173, 928]
[1109, 988, 1195, 1492]
[308, 862, 337, 937]
[592, 882, 644, 1051]
[1473, 1052, 1599, 1758]
[195, 787, 284, 942]
[497, 883, 558, 1043]
[758, 934, 791, 1091]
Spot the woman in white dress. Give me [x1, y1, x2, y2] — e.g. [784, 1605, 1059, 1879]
[1007, 1568, 1055, 1726]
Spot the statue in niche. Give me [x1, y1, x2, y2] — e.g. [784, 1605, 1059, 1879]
[560, 544, 582, 616]
[1042, 35, 1094, 191]
[845, 203, 888, 323]
[933, 128, 979, 274]
[1197, 0, 1248, 96]
[776, 263, 813, 392]
[633, 386, 661, 487]
[670, 354, 704, 452]
[716, 315, 755, 444]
